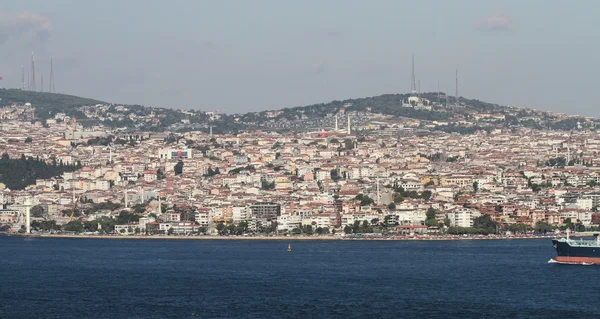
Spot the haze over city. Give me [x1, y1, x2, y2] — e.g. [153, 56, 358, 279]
[0, 0, 599, 116]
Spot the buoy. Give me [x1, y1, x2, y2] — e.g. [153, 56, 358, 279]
[287, 244, 291, 252]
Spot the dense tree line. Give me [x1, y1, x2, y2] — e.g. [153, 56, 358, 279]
[0, 154, 81, 190]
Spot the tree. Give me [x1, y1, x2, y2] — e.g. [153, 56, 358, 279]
[174, 160, 184, 175]
[426, 207, 437, 220]
[473, 182, 479, 193]
[359, 220, 373, 233]
[261, 178, 275, 190]
[343, 225, 352, 234]
[355, 194, 374, 206]
[167, 227, 174, 235]
[302, 225, 314, 234]
[473, 214, 497, 234]
[343, 138, 354, 150]
[534, 222, 554, 234]
[24, 137, 33, 143]
[421, 190, 432, 200]
[235, 221, 249, 235]
[443, 218, 451, 227]
[426, 219, 439, 227]
[352, 220, 361, 233]
[388, 202, 396, 210]
[0, 156, 81, 190]
[330, 169, 341, 181]
[63, 221, 84, 232]
[425, 207, 438, 228]
[30, 205, 45, 218]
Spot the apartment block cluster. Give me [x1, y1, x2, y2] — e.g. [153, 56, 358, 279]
[2, 107, 600, 235]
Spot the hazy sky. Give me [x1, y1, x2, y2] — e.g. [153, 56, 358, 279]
[1, 1, 599, 116]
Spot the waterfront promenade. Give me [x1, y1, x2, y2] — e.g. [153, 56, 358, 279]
[3, 233, 555, 241]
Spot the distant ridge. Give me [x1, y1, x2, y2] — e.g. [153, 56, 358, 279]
[0, 88, 104, 120]
[0, 88, 592, 132]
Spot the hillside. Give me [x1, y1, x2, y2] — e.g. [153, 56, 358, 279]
[260, 92, 502, 122]
[0, 89, 104, 120]
[0, 89, 592, 133]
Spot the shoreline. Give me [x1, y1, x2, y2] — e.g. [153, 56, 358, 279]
[2, 233, 554, 241]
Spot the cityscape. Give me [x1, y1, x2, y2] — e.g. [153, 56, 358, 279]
[1, 78, 598, 239]
[3, 2, 600, 318]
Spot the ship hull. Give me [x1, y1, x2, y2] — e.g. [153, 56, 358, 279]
[551, 239, 600, 265]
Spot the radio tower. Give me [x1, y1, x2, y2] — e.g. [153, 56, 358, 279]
[20, 66, 25, 90]
[455, 69, 459, 107]
[41, 74, 44, 93]
[30, 53, 36, 91]
[410, 54, 417, 95]
[49, 57, 56, 93]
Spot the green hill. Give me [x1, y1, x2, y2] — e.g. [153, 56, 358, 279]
[0, 89, 104, 120]
[253, 92, 503, 123]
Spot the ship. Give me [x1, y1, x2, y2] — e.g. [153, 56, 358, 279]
[550, 228, 600, 265]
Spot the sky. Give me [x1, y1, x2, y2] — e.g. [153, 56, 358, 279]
[0, 0, 599, 116]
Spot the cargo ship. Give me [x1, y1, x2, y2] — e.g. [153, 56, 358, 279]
[550, 229, 600, 265]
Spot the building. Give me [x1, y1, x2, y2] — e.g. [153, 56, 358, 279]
[249, 202, 281, 220]
[158, 148, 193, 160]
[447, 208, 477, 228]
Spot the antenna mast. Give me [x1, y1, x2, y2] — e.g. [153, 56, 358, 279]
[410, 54, 416, 94]
[41, 74, 44, 93]
[49, 57, 56, 93]
[30, 53, 36, 91]
[455, 69, 459, 107]
[20, 66, 25, 90]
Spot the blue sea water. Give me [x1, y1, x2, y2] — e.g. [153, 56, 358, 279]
[0, 237, 598, 319]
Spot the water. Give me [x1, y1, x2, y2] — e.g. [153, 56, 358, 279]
[1, 237, 598, 319]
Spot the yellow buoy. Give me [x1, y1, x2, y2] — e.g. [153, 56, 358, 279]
[287, 244, 291, 252]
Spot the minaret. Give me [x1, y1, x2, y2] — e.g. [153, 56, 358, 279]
[24, 197, 32, 234]
[346, 113, 351, 134]
[376, 176, 380, 205]
[124, 188, 128, 208]
[72, 181, 76, 205]
[335, 114, 339, 131]
[158, 194, 162, 215]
